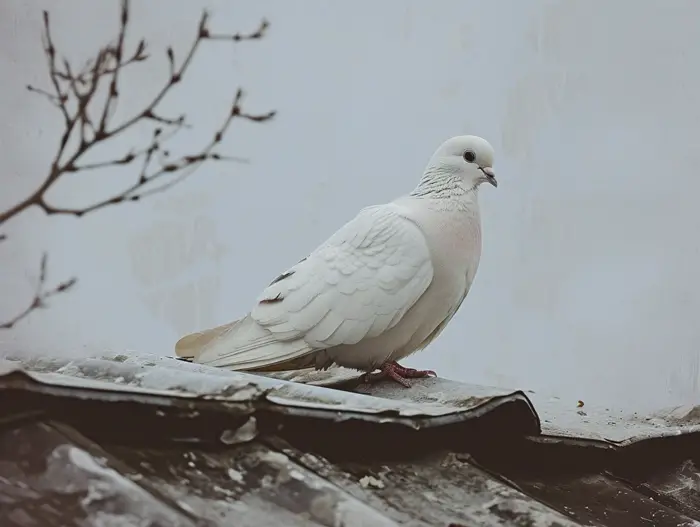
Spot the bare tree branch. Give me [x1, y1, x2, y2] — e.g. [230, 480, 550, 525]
[40, 11, 70, 126]
[0, 0, 274, 330]
[0, 253, 77, 330]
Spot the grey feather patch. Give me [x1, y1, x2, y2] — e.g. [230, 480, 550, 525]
[259, 293, 283, 304]
[269, 270, 294, 286]
[268, 255, 307, 286]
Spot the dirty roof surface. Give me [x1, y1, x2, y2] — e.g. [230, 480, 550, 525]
[2, 353, 700, 526]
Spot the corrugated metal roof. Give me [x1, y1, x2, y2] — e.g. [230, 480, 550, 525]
[0, 354, 538, 427]
[353, 376, 700, 447]
[2, 352, 700, 526]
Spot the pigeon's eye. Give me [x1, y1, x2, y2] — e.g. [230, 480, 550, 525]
[463, 150, 476, 163]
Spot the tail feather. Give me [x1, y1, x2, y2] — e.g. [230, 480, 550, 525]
[175, 315, 317, 372]
[175, 319, 240, 361]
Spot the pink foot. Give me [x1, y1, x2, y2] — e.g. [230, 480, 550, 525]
[361, 361, 437, 388]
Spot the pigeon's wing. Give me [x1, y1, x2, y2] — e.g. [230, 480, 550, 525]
[193, 204, 434, 370]
[254, 204, 435, 346]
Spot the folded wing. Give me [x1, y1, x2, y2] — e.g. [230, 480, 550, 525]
[183, 204, 434, 370]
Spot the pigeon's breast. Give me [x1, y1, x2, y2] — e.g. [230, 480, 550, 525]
[321, 198, 484, 370]
[412, 200, 483, 285]
[387, 200, 483, 358]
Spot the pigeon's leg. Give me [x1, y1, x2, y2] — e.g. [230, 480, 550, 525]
[388, 361, 437, 379]
[360, 361, 437, 388]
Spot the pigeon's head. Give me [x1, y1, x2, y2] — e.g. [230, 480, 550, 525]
[427, 135, 497, 190]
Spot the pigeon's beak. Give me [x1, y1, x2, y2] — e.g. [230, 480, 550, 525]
[480, 166, 497, 188]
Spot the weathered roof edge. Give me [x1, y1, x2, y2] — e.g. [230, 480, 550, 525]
[3, 352, 700, 452]
[0, 360, 540, 450]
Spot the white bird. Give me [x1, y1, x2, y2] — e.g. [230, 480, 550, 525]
[175, 135, 497, 387]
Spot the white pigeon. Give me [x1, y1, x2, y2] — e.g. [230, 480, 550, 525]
[175, 135, 497, 387]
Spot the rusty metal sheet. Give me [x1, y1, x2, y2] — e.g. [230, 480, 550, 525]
[353, 374, 534, 412]
[0, 356, 266, 400]
[9, 352, 700, 448]
[530, 393, 700, 446]
[354, 376, 700, 448]
[0, 420, 198, 527]
[267, 438, 585, 527]
[514, 473, 700, 527]
[102, 442, 399, 527]
[4, 413, 700, 527]
[0, 354, 539, 428]
[654, 403, 700, 428]
[4, 415, 582, 527]
[3, 360, 700, 526]
[101, 438, 586, 527]
[606, 439, 700, 524]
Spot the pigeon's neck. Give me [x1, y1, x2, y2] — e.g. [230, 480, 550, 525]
[409, 165, 478, 203]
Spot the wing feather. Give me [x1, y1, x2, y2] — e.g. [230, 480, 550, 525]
[251, 204, 434, 349]
[190, 203, 434, 370]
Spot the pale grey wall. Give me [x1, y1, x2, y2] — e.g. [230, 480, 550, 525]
[2, 0, 699, 411]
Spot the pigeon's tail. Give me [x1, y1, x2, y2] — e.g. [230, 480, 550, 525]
[175, 318, 241, 362]
[175, 315, 317, 372]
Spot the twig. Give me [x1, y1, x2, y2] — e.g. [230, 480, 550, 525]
[205, 18, 270, 41]
[0, 253, 77, 330]
[97, 0, 129, 132]
[40, 11, 70, 126]
[0, 4, 272, 225]
[0, 0, 274, 330]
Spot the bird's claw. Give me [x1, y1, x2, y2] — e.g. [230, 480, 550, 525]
[360, 361, 437, 388]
